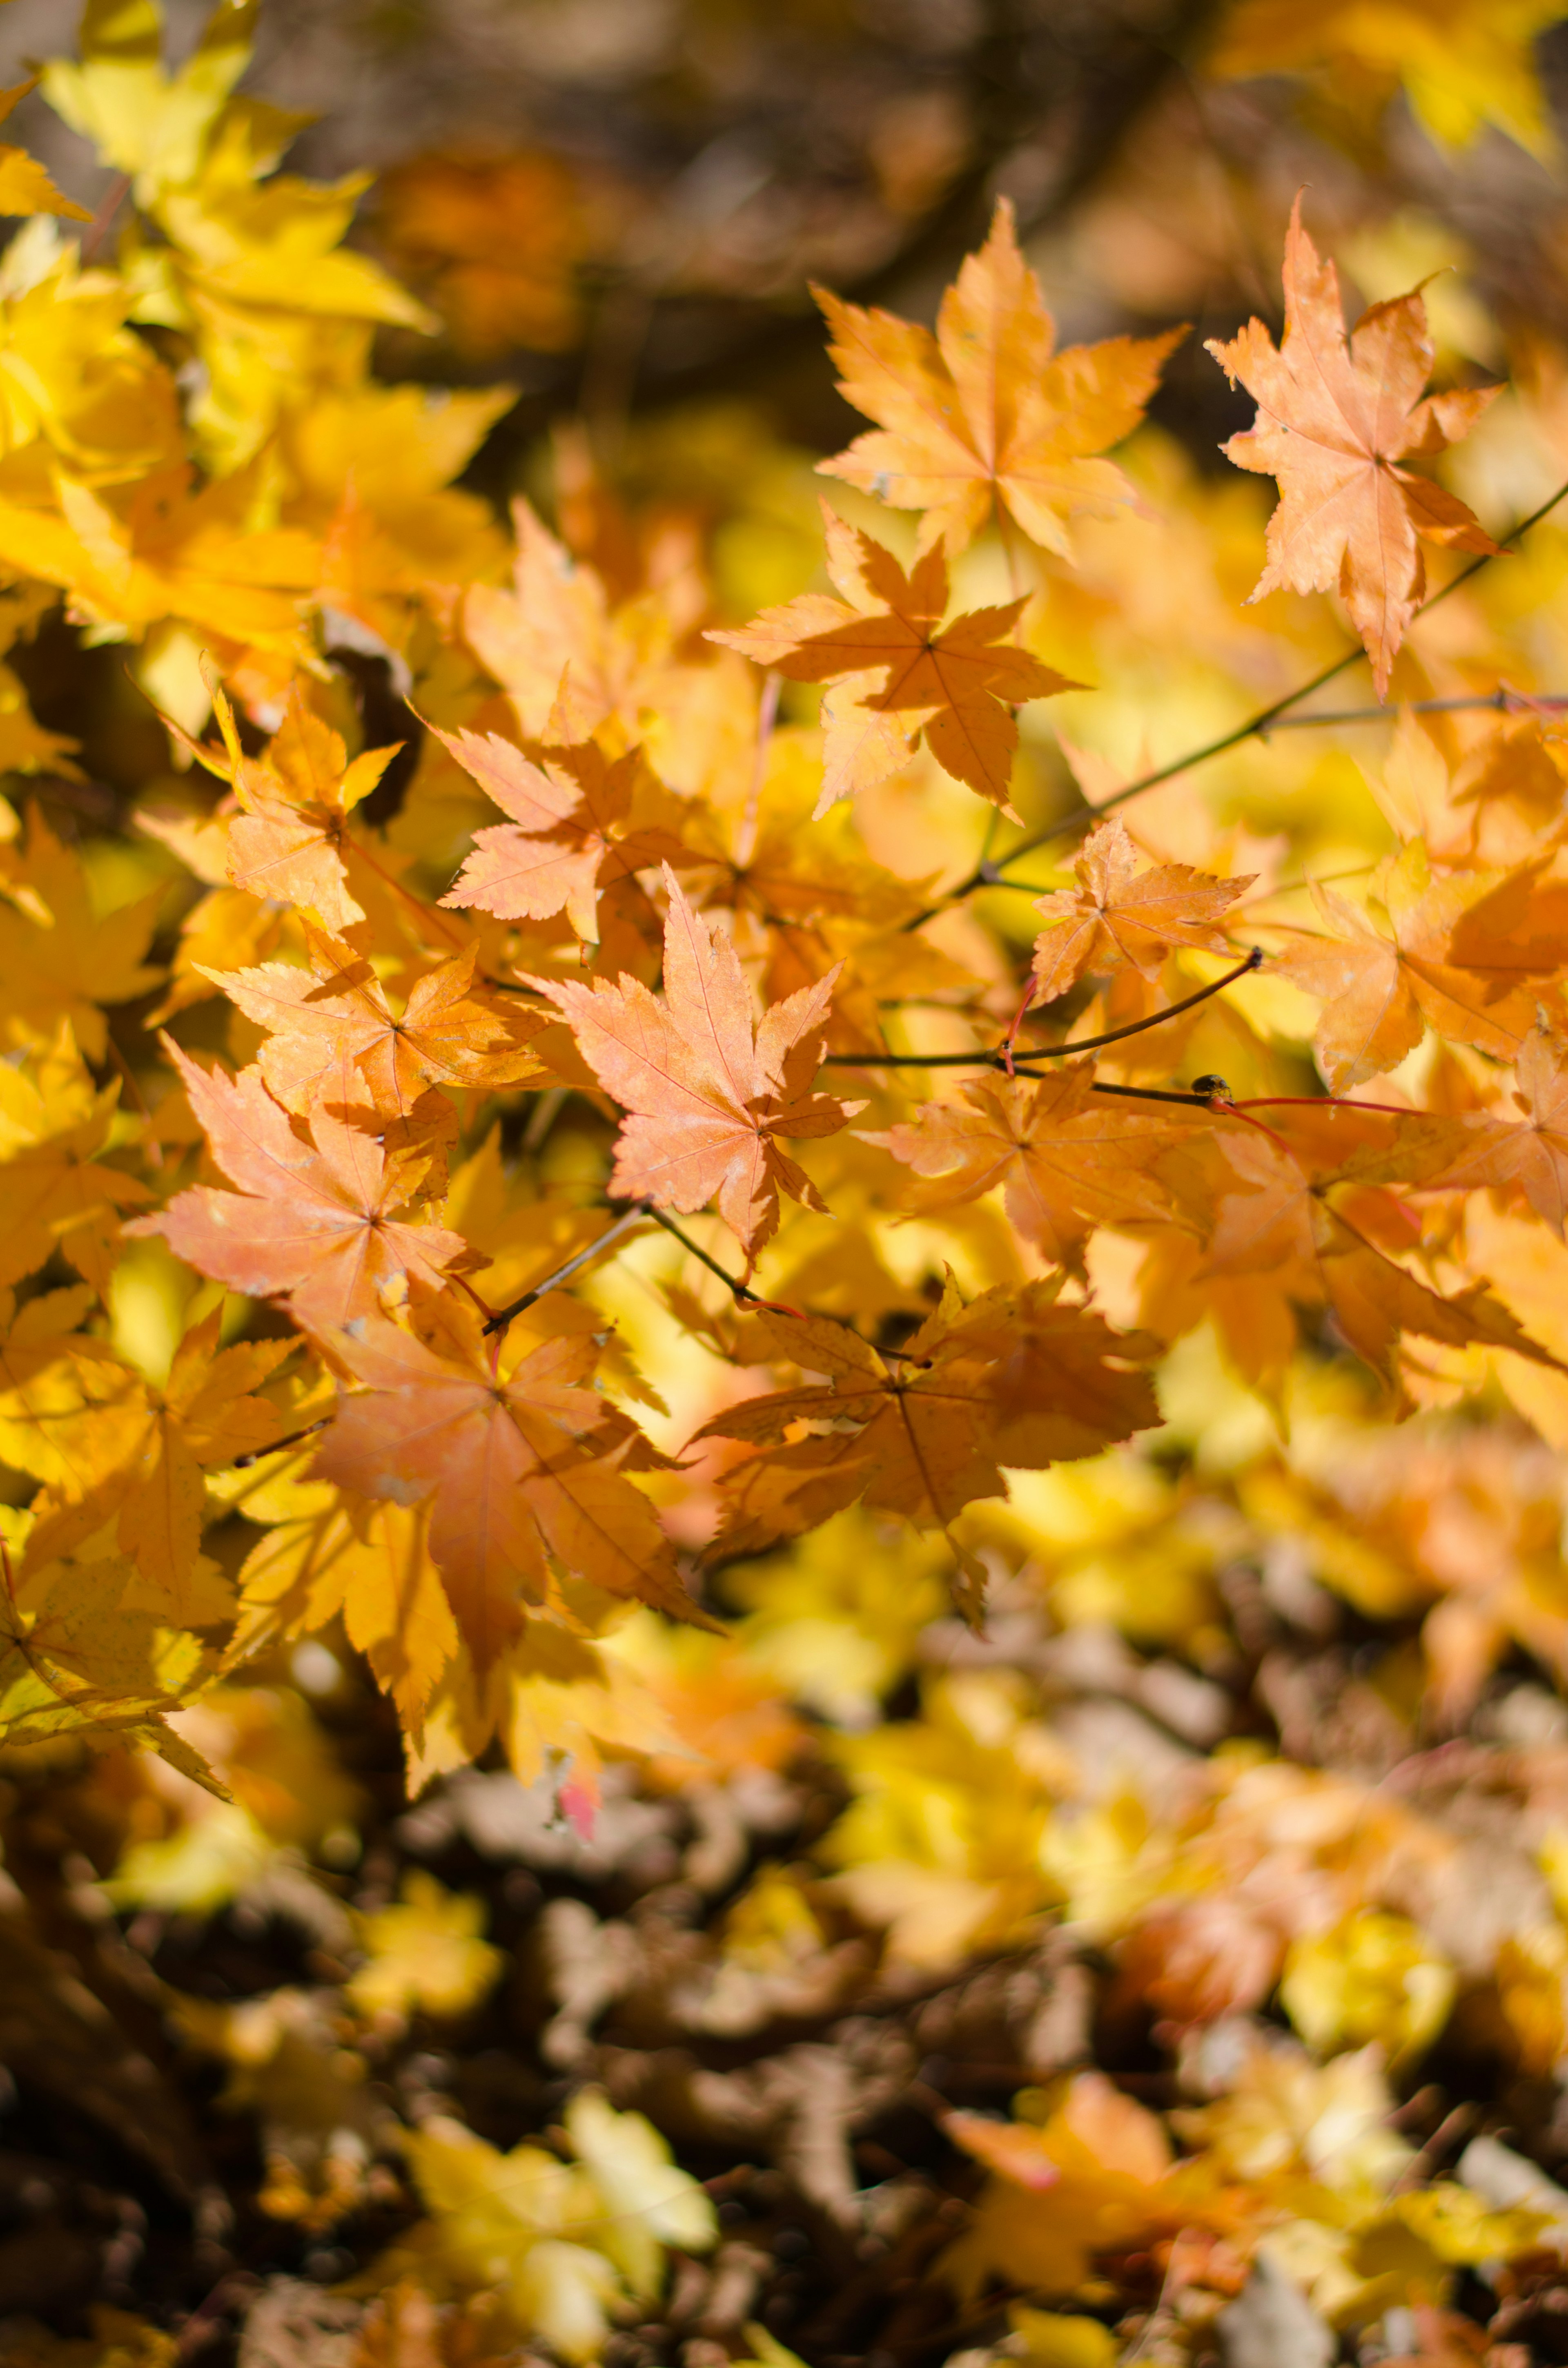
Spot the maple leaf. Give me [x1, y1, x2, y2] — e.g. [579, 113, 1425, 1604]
[0, 79, 91, 222]
[374, 151, 594, 357]
[1419, 1023, 1568, 1232]
[875, 1061, 1206, 1267]
[346, 1869, 503, 2025]
[0, 803, 163, 1060]
[0, 1285, 149, 1512]
[0, 1550, 214, 1769]
[0, 1030, 154, 1293]
[312, 1294, 712, 1672]
[1029, 819, 1253, 1001]
[129, 1043, 480, 1333]
[695, 1283, 1159, 1615]
[942, 2072, 1229, 2301]
[463, 496, 699, 743]
[1207, 197, 1502, 696]
[207, 925, 550, 1118]
[1210, 0, 1564, 158]
[38, 0, 256, 209]
[1275, 845, 1557, 1088]
[709, 513, 1077, 811]
[22, 1306, 292, 1625]
[817, 198, 1183, 558]
[228, 1486, 457, 1736]
[403, 2093, 712, 2357]
[435, 725, 695, 942]
[527, 866, 858, 1258]
[1197, 1118, 1566, 1381]
[169, 681, 397, 931]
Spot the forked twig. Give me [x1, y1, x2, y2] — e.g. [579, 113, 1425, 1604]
[901, 476, 1568, 930]
[821, 947, 1263, 1075]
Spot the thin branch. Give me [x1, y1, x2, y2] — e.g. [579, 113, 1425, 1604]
[735, 670, 781, 871]
[1263, 688, 1568, 731]
[1233, 862, 1377, 910]
[81, 172, 130, 265]
[821, 948, 1263, 1075]
[482, 1201, 655, 1334]
[233, 1416, 331, 1471]
[1089, 1081, 1212, 1105]
[902, 476, 1568, 928]
[639, 1204, 807, 1319]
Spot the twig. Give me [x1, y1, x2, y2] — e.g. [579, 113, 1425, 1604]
[903, 475, 1568, 928]
[639, 1204, 808, 1318]
[81, 171, 130, 265]
[1263, 687, 1568, 730]
[1390, 2101, 1478, 2194]
[820, 948, 1263, 1073]
[1089, 1081, 1212, 1105]
[233, 1416, 331, 1470]
[735, 670, 781, 871]
[101, 1033, 163, 1168]
[482, 1202, 655, 1334]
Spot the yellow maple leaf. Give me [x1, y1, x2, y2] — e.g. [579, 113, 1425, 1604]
[0, 1542, 217, 1783]
[399, 2091, 715, 2357]
[1279, 1910, 1456, 2062]
[0, 77, 91, 223]
[19, 1307, 291, 1626]
[346, 1869, 503, 2026]
[1210, 0, 1564, 157]
[0, 807, 162, 1058]
[0, 1030, 153, 1292]
[40, 0, 257, 208]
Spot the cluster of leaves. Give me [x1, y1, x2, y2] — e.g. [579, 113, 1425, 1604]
[16, 0, 1568, 2364]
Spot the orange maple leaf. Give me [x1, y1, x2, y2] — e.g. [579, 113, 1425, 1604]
[312, 1295, 710, 1672]
[434, 727, 694, 941]
[130, 1044, 479, 1332]
[1206, 195, 1502, 695]
[463, 497, 700, 743]
[526, 866, 859, 1258]
[208, 925, 550, 1118]
[1196, 1115, 1563, 1380]
[817, 197, 1183, 557]
[710, 511, 1077, 811]
[1421, 1023, 1568, 1232]
[1275, 846, 1559, 1088]
[875, 1062, 1207, 1267]
[942, 2073, 1232, 2302]
[231, 1493, 458, 1735]
[695, 1282, 1159, 1614]
[169, 681, 398, 930]
[1030, 818, 1253, 1001]
[374, 152, 593, 358]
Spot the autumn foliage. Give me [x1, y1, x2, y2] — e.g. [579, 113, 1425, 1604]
[16, 0, 1568, 2362]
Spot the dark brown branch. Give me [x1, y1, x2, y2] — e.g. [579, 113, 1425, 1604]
[483, 1201, 654, 1334]
[639, 1205, 806, 1319]
[1089, 1080, 1211, 1105]
[233, 1416, 331, 1471]
[821, 948, 1262, 1074]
